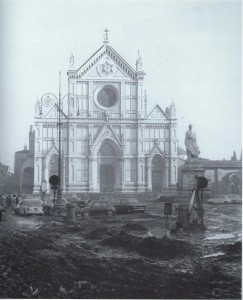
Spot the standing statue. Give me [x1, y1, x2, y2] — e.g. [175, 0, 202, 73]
[136, 50, 143, 71]
[185, 124, 200, 159]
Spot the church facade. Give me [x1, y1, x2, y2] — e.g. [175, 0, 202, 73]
[33, 32, 178, 195]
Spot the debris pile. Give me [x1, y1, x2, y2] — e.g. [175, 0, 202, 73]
[137, 236, 196, 258]
[221, 241, 242, 255]
[85, 226, 114, 239]
[122, 222, 148, 232]
[101, 231, 196, 258]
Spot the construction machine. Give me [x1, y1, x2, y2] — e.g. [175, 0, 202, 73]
[176, 176, 208, 230]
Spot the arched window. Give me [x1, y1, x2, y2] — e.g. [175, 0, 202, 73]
[37, 165, 40, 182]
[71, 165, 75, 182]
[174, 165, 177, 182]
[140, 165, 144, 181]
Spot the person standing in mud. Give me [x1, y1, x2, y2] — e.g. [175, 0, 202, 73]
[0, 202, 6, 222]
[6, 195, 11, 208]
[11, 195, 17, 213]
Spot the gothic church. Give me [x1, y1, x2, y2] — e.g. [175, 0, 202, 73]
[33, 31, 178, 194]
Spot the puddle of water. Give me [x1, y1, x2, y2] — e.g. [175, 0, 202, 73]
[205, 232, 242, 240]
[133, 218, 154, 222]
[149, 213, 163, 217]
[16, 219, 43, 227]
[208, 226, 220, 230]
[203, 252, 225, 258]
[60, 235, 85, 243]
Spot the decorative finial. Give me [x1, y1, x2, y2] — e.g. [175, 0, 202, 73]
[136, 50, 143, 71]
[38, 99, 43, 116]
[69, 53, 74, 70]
[103, 28, 109, 44]
[170, 100, 176, 117]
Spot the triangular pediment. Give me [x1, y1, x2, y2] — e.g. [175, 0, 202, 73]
[80, 55, 132, 80]
[148, 143, 166, 158]
[146, 105, 169, 120]
[92, 124, 122, 148]
[72, 45, 137, 80]
[43, 104, 68, 119]
[46, 144, 59, 156]
[43, 144, 59, 167]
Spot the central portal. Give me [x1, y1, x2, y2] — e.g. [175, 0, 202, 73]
[97, 138, 122, 193]
[100, 164, 114, 193]
[151, 154, 166, 193]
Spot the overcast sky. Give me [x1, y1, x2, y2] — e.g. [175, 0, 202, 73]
[0, 0, 241, 169]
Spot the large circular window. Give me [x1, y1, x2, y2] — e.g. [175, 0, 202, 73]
[97, 85, 118, 108]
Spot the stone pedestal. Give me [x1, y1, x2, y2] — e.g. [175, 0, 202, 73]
[179, 159, 205, 196]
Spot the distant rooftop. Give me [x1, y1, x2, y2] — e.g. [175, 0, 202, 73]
[15, 150, 29, 154]
[201, 159, 242, 169]
[177, 147, 186, 155]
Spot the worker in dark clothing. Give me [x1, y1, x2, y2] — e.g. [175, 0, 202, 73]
[0, 203, 6, 222]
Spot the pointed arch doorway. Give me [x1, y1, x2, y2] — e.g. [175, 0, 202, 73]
[100, 165, 114, 193]
[49, 154, 58, 177]
[97, 139, 122, 193]
[151, 154, 166, 193]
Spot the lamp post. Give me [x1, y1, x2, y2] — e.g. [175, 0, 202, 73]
[57, 71, 62, 205]
[40, 73, 78, 206]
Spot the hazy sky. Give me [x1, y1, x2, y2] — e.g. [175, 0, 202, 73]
[0, 0, 241, 169]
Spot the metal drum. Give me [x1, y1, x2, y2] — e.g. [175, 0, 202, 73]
[66, 203, 76, 224]
[177, 204, 190, 229]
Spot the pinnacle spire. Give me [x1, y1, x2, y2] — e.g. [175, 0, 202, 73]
[69, 53, 74, 70]
[136, 50, 143, 71]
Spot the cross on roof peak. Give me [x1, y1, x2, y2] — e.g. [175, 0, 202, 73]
[103, 28, 109, 44]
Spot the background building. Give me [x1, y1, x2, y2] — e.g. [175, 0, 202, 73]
[32, 33, 178, 194]
[177, 157, 242, 196]
[14, 126, 35, 194]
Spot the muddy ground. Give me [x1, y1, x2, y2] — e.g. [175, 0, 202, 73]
[0, 201, 241, 299]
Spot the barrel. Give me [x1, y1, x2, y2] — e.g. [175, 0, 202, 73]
[177, 204, 190, 229]
[66, 203, 76, 224]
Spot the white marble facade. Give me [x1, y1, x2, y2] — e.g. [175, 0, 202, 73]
[33, 33, 178, 194]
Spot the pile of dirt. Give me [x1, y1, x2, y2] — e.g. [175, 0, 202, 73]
[101, 231, 196, 259]
[101, 230, 141, 250]
[137, 236, 196, 258]
[122, 222, 148, 232]
[220, 241, 242, 255]
[85, 226, 114, 239]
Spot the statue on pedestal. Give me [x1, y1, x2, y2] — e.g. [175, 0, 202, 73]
[185, 124, 200, 159]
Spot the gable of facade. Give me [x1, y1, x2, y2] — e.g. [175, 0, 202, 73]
[146, 105, 169, 121]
